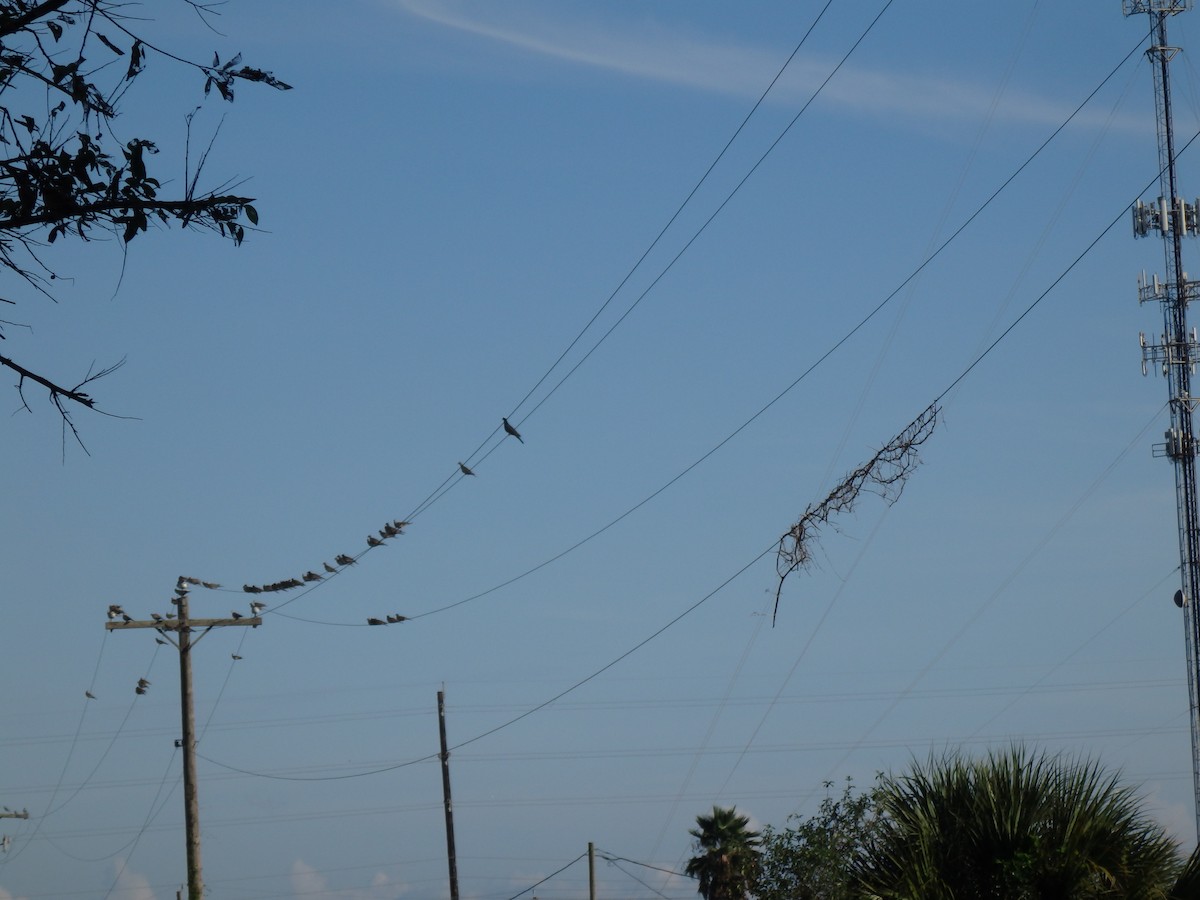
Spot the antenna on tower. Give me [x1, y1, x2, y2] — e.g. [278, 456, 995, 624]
[1126, 0, 1200, 838]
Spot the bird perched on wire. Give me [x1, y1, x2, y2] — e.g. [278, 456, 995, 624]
[385, 614, 408, 624]
[367, 534, 384, 547]
[323, 562, 337, 574]
[336, 554, 356, 566]
[85, 691, 96, 700]
[366, 617, 386, 626]
[303, 571, 323, 582]
[458, 461, 476, 477]
[249, 601, 266, 615]
[502, 417, 524, 443]
[231, 653, 242, 661]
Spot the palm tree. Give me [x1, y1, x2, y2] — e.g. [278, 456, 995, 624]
[852, 746, 1183, 900]
[686, 805, 761, 900]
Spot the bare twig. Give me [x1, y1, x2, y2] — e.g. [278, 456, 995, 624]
[773, 403, 940, 624]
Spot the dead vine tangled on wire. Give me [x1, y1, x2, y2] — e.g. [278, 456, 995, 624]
[773, 403, 940, 624]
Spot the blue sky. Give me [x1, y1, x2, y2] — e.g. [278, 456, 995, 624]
[1, 1, 1198, 897]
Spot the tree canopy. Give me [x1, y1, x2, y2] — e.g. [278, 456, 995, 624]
[755, 777, 882, 900]
[853, 746, 1187, 900]
[686, 804, 762, 900]
[746, 750, 1198, 900]
[0, 0, 289, 443]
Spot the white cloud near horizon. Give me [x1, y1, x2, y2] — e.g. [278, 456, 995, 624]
[392, 0, 1142, 132]
[109, 860, 157, 900]
[291, 858, 407, 900]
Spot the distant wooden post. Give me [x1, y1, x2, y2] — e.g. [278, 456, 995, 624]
[438, 689, 460, 900]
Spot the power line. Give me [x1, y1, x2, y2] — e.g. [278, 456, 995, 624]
[502, 851, 586, 900]
[277, 30, 1154, 631]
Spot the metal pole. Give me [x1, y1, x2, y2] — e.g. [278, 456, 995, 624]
[588, 841, 596, 900]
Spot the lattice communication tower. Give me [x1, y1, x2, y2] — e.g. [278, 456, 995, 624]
[1126, 0, 1200, 836]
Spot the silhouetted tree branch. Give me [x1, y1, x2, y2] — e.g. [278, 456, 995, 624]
[0, 0, 290, 444]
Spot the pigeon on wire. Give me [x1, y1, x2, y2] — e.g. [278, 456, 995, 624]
[324, 562, 338, 574]
[367, 534, 384, 547]
[503, 417, 524, 443]
[458, 462, 476, 477]
[85, 691, 96, 700]
[367, 617, 386, 626]
[335, 554, 356, 566]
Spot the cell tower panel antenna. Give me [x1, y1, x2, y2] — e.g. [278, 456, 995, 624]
[1125, 0, 1192, 14]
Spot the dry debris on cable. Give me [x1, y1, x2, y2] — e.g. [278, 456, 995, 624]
[773, 403, 939, 624]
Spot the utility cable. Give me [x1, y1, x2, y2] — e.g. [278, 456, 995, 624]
[195, 546, 775, 782]
[597, 851, 691, 879]
[272, 29, 1154, 630]
[782, 398, 1176, 815]
[502, 851, 586, 900]
[604, 858, 677, 899]
[963, 564, 1180, 743]
[403, 0, 842, 527]
[652, 3, 1052, 863]
[509, 0, 899, 433]
[191, 117, 1189, 786]
[211, 18, 1152, 632]
[101, 747, 181, 900]
[0, 637, 157, 868]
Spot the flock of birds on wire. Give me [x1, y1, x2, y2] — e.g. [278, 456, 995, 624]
[85, 419, 528, 699]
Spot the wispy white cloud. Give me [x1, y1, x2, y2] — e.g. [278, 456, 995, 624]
[391, 0, 1140, 131]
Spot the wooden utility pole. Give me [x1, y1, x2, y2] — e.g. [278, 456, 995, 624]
[106, 577, 260, 900]
[588, 842, 596, 900]
[437, 689, 460, 900]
